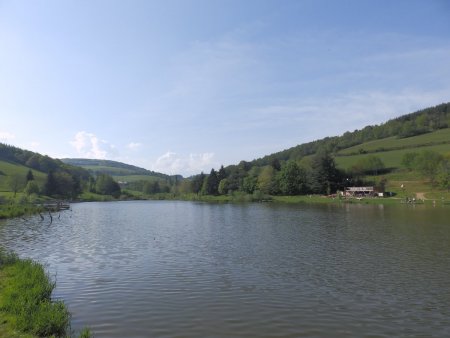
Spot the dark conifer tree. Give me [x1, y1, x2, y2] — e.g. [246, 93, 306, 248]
[26, 169, 34, 182]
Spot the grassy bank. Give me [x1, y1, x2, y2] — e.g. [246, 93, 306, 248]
[0, 203, 44, 220]
[0, 250, 90, 338]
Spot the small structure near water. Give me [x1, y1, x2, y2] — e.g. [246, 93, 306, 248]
[344, 186, 376, 198]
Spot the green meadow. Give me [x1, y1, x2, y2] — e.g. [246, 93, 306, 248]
[0, 161, 46, 192]
[338, 128, 450, 155]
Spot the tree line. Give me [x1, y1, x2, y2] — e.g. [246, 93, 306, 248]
[402, 150, 450, 190]
[186, 151, 348, 197]
[1, 143, 122, 199]
[250, 102, 450, 167]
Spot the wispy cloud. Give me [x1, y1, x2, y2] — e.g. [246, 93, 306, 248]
[127, 142, 142, 150]
[152, 151, 216, 176]
[70, 131, 117, 159]
[242, 88, 450, 144]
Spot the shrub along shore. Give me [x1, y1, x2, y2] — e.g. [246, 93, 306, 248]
[0, 250, 90, 338]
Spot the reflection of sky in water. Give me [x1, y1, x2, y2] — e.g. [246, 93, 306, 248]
[1, 201, 450, 337]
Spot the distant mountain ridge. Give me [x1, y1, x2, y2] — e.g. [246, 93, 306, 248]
[61, 158, 173, 179]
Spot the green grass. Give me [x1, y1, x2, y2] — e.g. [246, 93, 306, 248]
[338, 128, 450, 155]
[112, 175, 159, 183]
[335, 143, 450, 170]
[0, 203, 43, 220]
[81, 165, 137, 175]
[0, 250, 92, 338]
[0, 251, 70, 337]
[79, 191, 116, 202]
[0, 161, 46, 192]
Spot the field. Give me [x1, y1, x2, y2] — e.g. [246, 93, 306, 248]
[334, 128, 450, 171]
[338, 128, 450, 155]
[80, 165, 139, 176]
[0, 161, 46, 192]
[111, 174, 160, 183]
[335, 143, 450, 170]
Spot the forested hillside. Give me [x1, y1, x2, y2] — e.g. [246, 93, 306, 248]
[250, 102, 450, 167]
[2, 102, 449, 201]
[0, 144, 122, 200]
[184, 102, 450, 198]
[61, 158, 181, 195]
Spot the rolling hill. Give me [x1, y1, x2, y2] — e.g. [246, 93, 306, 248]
[1, 102, 449, 200]
[248, 102, 450, 168]
[60, 158, 177, 182]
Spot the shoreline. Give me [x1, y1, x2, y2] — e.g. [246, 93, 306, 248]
[0, 249, 91, 338]
[1, 193, 448, 223]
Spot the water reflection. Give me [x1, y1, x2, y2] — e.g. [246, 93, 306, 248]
[1, 201, 449, 337]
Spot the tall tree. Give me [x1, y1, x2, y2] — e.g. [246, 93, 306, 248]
[278, 161, 308, 195]
[95, 174, 121, 198]
[310, 152, 341, 195]
[204, 169, 219, 195]
[191, 172, 205, 194]
[257, 165, 277, 194]
[44, 171, 58, 197]
[26, 169, 34, 182]
[217, 165, 226, 182]
[415, 150, 443, 184]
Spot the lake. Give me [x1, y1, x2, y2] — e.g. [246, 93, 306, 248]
[1, 201, 450, 337]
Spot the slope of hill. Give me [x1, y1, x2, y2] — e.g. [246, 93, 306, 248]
[334, 128, 450, 170]
[337, 128, 450, 156]
[0, 160, 47, 192]
[61, 158, 173, 181]
[249, 102, 450, 167]
[0, 143, 91, 199]
[0, 143, 90, 179]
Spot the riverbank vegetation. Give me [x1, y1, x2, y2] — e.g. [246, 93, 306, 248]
[0, 250, 91, 338]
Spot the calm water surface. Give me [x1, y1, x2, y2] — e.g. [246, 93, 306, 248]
[1, 201, 450, 337]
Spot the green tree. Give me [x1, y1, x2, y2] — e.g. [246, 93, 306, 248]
[95, 174, 121, 198]
[257, 165, 277, 194]
[26, 169, 34, 182]
[310, 152, 341, 195]
[44, 171, 58, 196]
[437, 156, 450, 191]
[415, 150, 443, 184]
[43, 170, 80, 198]
[24, 180, 40, 196]
[401, 152, 419, 171]
[270, 158, 281, 171]
[204, 169, 219, 195]
[217, 165, 226, 182]
[278, 161, 308, 195]
[8, 173, 25, 197]
[191, 172, 205, 194]
[143, 180, 161, 194]
[242, 167, 259, 194]
[218, 178, 229, 195]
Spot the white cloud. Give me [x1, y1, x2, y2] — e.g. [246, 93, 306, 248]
[0, 131, 15, 143]
[70, 131, 117, 159]
[152, 151, 216, 176]
[127, 142, 142, 150]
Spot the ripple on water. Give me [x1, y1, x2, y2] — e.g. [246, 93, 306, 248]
[1, 201, 450, 337]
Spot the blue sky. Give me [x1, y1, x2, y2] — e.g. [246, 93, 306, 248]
[1, 0, 449, 176]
